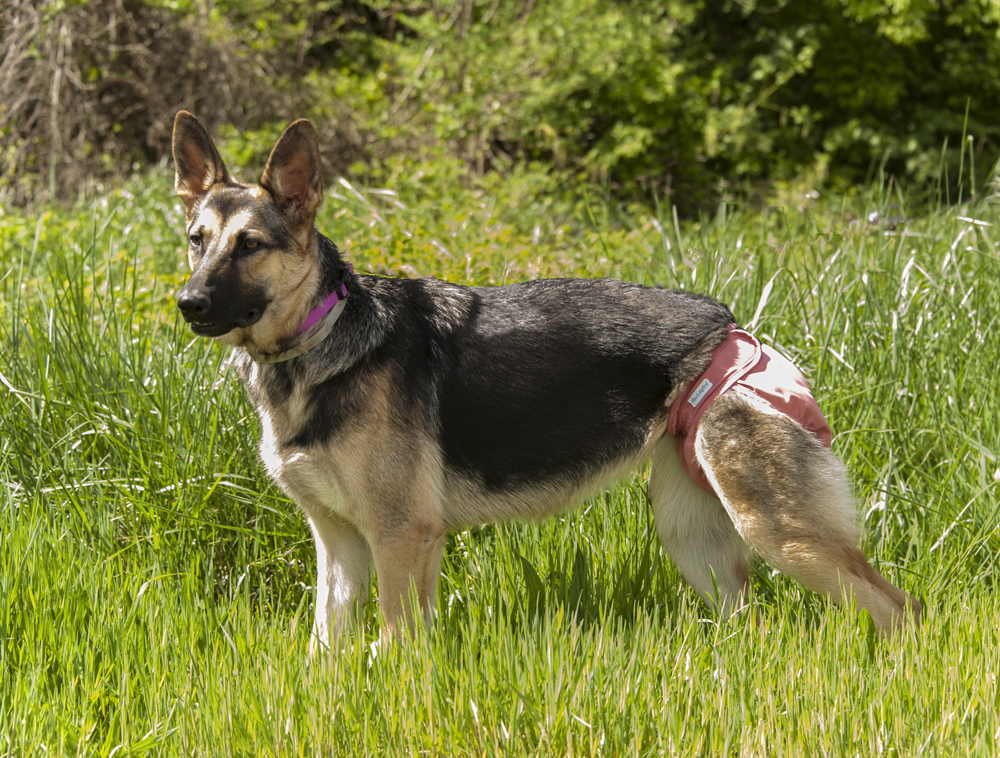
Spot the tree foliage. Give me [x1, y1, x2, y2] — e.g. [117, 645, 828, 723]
[2, 0, 999, 208]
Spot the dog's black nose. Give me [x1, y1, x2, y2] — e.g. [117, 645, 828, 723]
[177, 288, 211, 319]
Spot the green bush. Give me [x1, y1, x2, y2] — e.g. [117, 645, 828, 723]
[3, 0, 1000, 209]
[370, 0, 1000, 208]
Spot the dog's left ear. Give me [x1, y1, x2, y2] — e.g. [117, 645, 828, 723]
[260, 119, 324, 231]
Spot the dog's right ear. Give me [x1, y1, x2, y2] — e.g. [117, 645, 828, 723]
[172, 111, 230, 214]
[259, 119, 324, 234]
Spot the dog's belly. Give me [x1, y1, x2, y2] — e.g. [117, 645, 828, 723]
[258, 396, 663, 534]
[439, 445, 654, 528]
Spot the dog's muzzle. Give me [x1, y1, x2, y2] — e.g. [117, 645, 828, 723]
[176, 282, 264, 337]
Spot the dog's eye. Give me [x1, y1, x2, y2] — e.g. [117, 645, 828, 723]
[189, 233, 202, 247]
[243, 238, 259, 251]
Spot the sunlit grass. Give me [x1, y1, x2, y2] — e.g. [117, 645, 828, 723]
[2, 172, 999, 755]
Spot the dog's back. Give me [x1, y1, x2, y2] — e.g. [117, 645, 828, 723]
[411, 277, 735, 492]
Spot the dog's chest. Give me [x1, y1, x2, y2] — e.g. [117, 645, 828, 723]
[255, 401, 352, 517]
[245, 365, 352, 519]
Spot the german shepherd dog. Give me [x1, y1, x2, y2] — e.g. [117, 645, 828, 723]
[171, 111, 919, 647]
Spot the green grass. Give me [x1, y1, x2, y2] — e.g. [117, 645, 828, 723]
[2, 171, 999, 755]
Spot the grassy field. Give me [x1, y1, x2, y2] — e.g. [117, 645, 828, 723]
[2, 169, 999, 756]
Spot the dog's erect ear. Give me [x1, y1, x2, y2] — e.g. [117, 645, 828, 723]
[172, 111, 230, 213]
[259, 119, 324, 231]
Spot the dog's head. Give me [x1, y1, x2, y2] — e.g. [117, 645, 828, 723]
[171, 111, 325, 352]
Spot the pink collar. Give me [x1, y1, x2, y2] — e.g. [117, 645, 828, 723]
[296, 263, 354, 335]
[248, 263, 354, 364]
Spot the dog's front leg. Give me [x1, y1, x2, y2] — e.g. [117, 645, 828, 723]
[304, 508, 373, 654]
[369, 518, 446, 638]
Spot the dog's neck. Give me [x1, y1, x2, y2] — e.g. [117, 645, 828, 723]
[246, 235, 355, 364]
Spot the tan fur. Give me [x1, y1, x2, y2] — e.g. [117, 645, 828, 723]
[695, 391, 920, 634]
[229, 241, 320, 353]
[250, 359, 448, 637]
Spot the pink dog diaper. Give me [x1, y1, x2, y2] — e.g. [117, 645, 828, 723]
[666, 325, 832, 497]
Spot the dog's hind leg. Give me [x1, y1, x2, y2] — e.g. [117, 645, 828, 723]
[304, 508, 374, 653]
[648, 437, 753, 616]
[695, 391, 920, 635]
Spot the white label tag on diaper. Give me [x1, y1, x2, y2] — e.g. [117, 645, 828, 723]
[688, 378, 714, 408]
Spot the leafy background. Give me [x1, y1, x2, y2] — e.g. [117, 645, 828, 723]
[3, 0, 1000, 209]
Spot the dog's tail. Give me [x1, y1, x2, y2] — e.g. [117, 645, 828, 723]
[695, 391, 920, 635]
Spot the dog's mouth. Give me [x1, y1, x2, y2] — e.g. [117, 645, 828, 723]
[187, 321, 235, 337]
[183, 308, 263, 338]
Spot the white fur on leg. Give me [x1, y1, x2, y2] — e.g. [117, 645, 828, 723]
[648, 437, 752, 615]
[305, 509, 373, 653]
